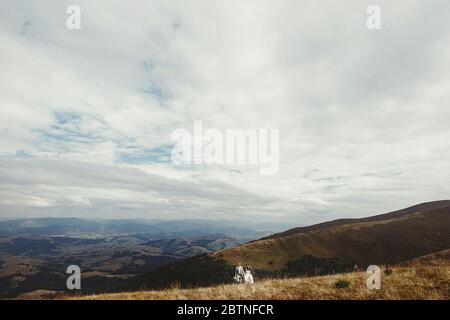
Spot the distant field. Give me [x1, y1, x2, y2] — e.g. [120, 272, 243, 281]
[67, 258, 449, 300]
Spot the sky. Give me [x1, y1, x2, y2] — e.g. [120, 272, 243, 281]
[0, 0, 449, 225]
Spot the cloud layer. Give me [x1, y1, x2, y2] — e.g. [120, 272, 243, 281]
[0, 0, 449, 224]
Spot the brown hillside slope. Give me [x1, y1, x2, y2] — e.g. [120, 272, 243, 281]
[265, 200, 450, 240]
[399, 248, 450, 266]
[70, 258, 449, 300]
[213, 201, 450, 270]
[126, 201, 449, 291]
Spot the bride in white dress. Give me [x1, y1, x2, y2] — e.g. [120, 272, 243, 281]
[244, 269, 254, 284]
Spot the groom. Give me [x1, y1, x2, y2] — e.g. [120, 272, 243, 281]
[235, 263, 245, 283]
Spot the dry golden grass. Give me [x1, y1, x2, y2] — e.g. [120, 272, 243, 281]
[68, 260, 449, 300]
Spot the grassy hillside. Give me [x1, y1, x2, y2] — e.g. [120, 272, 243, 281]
[127, 201, 449, 290]
[69, 258, 449, 300]
[216, 201, 450, 270]
[265, 200, 450, 239]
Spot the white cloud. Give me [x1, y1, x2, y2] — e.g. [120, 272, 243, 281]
[0, 0, 449, 224]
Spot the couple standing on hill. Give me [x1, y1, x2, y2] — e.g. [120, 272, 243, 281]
[234, 263, 254, 284]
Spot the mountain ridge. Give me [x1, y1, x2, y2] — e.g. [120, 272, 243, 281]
[129, 200, 450, 290]
[263, 200, 450, 240]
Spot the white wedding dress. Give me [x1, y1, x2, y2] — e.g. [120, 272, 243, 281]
[244, 270, 254, 284]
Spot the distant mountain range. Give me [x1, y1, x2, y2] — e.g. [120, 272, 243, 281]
[0, 217, 283, 239]
[129, 200, 450, 290]
[0, 218, 282, 298]
[2, 202, 449, 298]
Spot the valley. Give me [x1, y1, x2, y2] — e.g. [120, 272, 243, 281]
[1, 201, 449, 300]
[0, 218, 275, 298]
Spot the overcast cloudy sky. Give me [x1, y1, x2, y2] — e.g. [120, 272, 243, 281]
[0, 0, 449, 224]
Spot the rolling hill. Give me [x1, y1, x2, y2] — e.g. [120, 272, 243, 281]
[0, 218, 276, 298]
[70, 253, 449, 300]
[128, 201, 450, 290]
